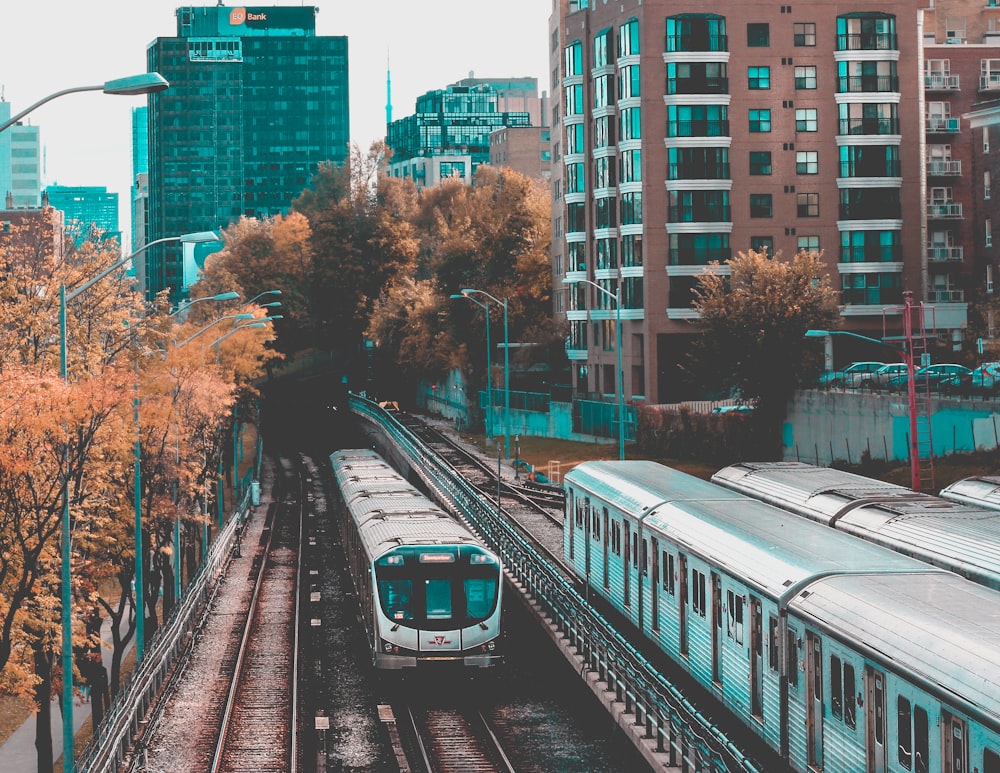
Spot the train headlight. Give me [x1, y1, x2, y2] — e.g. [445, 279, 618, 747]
[383, 642, 394, 653]
[486, 641, 496, 651]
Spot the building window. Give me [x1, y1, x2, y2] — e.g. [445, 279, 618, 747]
[669, 233, 730, 265]
[798, 235, 820, 254]
[797, 192, 819, 217]
[620, 149, 642, 182]
[619, 107, 642, 140]
[619, 64, 640, 99]
[796, 150, 818, 174]
[749, 66, 771, 89]
[751, 236, 774, 254]
[750, 151, 772, 175]
[619, 18, 640, 57]
[594, 27, 614, 68]
[796, 108, 818, 132]
[620, 191, 642, 225]
[565, 83, 584, 116]
[986, 128, 991, 154]
[749, 109, 772, 133]
[795, 65, 817, 89]
[750, 193, 773, 217]
[988, 218, 993, 248]
[565, 40, 583, 77]
[747, 23, 770, 47]
[794, 22, 817, 46]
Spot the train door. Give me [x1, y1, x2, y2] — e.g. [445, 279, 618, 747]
[865, 665, 887, 773]
[805, 632, 824, 770]
[943, 712, 968, 773]
[623, 520, 631, 607]
[750, 596, 763, 720]
[650, 537, 660, 631]
[602, 508, 610, 590]
[583, 498, 592, 583]
[678, 553, 689, 657]
[711, 573, 723, 686]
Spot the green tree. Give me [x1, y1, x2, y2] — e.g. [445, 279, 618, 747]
[691, 249, 841, 422]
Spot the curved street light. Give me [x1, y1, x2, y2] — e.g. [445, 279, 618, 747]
[169, 290, 239, 317]
[0, 73, 169, 133]
[247, 289, 282, 305]
[450, 293, 493, 440]
[460, 289, 510, 458]
[563, 277, 625, 461]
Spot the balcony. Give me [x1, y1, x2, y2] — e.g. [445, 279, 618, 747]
[927, 245, 964, 261]
[926, 118, 961, 133]
[836, 32, 898, 51]
[838, 75, 900, 93]
[665, 33, 728, 53]
[840, 117, 900, 135]
[667, 120, 730, 138]
[981, 74, 1000, 92]
[927, 202, 963, 218]
[927, 159, 962, 176]
[666, 77, 729, 96]
[924, 74, 961, 91]
[928, 288, 965, 302]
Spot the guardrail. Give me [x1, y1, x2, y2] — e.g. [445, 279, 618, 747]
[350, 394, 763, 773]
[78, 484, 254, 772]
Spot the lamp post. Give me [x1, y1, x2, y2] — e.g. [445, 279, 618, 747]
[563, 277, 625, 461]
[169, 290, 239, 317]
[460, 289, 509, 459]
[450, 293, 492, 440]
[247, 289, 282, 305]
[805, 325, 920, 490]
[59, 229, 217, 770]
[0, 73, 169, 133]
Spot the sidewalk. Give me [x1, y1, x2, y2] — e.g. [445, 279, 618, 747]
[0, 612, 132, 772]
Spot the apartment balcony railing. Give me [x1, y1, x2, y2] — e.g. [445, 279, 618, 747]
[666, 77, 729, 95]
[840, 117, 900, 135]
[666, 120, 730, 137]
[928, 288, 965, 302]
[665, 33, 728, 53]
[838, 74, 899, 93]
[927, 245, 964, 261]
[840, 160, 901, 177]
[926, 118, 960, 133]
[981, 74, 1000, 91]
[927, 202, 963, 218]
[924, 74, 961, 90]
[927, 159, 962, 176]
[836, 32, 898, 51]
[667, 162, 730, 180]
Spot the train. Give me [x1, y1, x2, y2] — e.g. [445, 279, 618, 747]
[330, 449, 503, 669]
[711, 461, 1000, 591]
[563, 460, 1000, 773]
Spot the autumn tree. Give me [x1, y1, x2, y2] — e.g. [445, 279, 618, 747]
[691, 248, 841, 426]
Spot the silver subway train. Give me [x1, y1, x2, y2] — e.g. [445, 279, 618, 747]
[564, 460, 1000, 773]
[331, 449, 503, 669]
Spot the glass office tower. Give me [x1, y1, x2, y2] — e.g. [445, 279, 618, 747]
[145, 5, 349, 300]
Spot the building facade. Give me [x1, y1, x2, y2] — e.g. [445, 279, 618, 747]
[489, 126, 552, 182]
[145, 4, 349, 300]
[550, 0, 942, 405]
[45, 185, 120, 248]
[386, 77, 548, 187]
[0, 101, 42, 209]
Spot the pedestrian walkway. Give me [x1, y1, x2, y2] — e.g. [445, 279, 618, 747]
[0, 612, 132, 772]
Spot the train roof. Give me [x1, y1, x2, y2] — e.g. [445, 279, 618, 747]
[940, 475, 1000, 510]
[565, 460, 746, 515]
[792, 572, 1000, 728]
[361, 513, 485, 555]
[713, 462, 1000, 591]
[336, 476, 423, 504]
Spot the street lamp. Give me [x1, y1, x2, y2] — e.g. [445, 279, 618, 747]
[169, 290, 239, 317]
[563, 277, 625, 461]
[247, 289, 282, 305]
[450, 293, 492, 440]
[460, 289, 510, 459]
[174, 313, 255, 347]
[58, 230, 217, 769]
[0, 73, 169, 133]
[806, 324, 921, 490]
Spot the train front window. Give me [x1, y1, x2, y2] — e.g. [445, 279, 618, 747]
[465, 578, 498, 618]
[425, 579, 453, 619]
[380, 579, 414, 621]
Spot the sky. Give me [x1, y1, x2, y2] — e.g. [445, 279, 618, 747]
[0, 1, 552, 247]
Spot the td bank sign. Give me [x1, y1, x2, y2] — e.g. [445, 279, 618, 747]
[229, 8, 268, 25]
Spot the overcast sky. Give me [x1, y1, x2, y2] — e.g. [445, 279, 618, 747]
[0, 1, 552, 246]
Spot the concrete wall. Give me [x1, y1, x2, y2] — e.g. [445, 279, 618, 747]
[784, 389, 1000, 466]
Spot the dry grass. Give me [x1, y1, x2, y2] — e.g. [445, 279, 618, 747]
[0, 694, 33, 746]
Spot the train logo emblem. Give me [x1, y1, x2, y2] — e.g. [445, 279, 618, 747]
[429, 635, 452, 646]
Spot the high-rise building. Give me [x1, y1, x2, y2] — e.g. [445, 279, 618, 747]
[550, 0, 941, 404]
[386, 77, 548, 188]
[145, 4, 350, 300]
[132, 106, 149, 254]
[45, 185, 120, 248]
[0, 100, 42, 209]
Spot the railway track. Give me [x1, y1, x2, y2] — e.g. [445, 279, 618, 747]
[209, 455, 304, 773]
[399, 701, 517, 773]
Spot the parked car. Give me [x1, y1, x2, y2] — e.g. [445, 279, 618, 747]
[940, 362, 1000, 397]
[886, 363, 972, 393]
[859, 362, 908, 392]
[816, 361, 884, 389]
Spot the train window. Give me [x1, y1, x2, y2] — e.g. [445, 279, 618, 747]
[464, 578, 498, 618]
[593, 508, 603, 540]
[425, 579, 453, 619]
[692, 569, 707, 617]
[768, 617, 779, 672]
[831, 655, 843, 720]
[642, 539, 648, 575]
[787, 628, 799, 686]
[663, 552, 675, 595]
[611, 521, 622, 555]
[984, 748, 1000, 773]
[898, 696, 913, 769]
[726, 590, 744, 644]
[914, 705, 928, 773]
[844, 663, 856, 729]
[632, 533, 639, 565]
[576, 498, 587, 527]
[379, 580, 413, 620]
